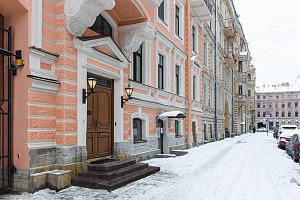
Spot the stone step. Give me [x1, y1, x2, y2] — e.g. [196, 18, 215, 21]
[156, 154, 176, 158]
[72, 166, 160, 191]
[171, 150, 189, 156]
[88, 159, 136, 172]
[79, 163, 148, 180]
[104, 166, 160, 191]
[71, 176, 106, 190]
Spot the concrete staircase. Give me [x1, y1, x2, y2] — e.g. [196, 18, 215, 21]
[71, 159, 160, 191]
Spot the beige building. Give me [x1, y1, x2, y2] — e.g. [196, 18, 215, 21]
[201, 0, 256, 139]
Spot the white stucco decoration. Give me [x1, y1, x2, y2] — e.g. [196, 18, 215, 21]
[148, 0, 164, 7]
[119, 22, 156, 58]
[64, 0, 115, 36]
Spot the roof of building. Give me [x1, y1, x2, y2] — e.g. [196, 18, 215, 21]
[256, 76, 300, 93]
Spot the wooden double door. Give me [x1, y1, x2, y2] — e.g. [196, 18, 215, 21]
[86, 75, 114, 159]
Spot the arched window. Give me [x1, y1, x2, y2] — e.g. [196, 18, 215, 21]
[90, 15, 112, 37]
[133, 118, 142, 141]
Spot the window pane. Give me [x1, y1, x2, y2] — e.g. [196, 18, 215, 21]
[103, 19, 112, 36]
[176, 65, 179, 95]
[158, 66, 163, 89]
[175, 5, 179, 36]
[133, 119, 142, 140]
[92, 16, 103, 34]
[158, 1, 165, 21]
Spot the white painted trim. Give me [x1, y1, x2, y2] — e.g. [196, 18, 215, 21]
[27, 140, 57, 149]
[64, 0, 115, 36]
[31, 0, 42, 48]
[75, 36, 126, 145]
[131, 107, 150, 140]
[156, 0, 170, 32]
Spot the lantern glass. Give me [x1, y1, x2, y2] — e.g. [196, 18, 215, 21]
[125, 87, 133, 98]
[87, 77, 97, 93]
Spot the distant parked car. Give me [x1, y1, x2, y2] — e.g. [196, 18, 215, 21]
[278, 129, 300, 149]
[278, 125, 297, 134]
[286, 133, 300, 162]
[257, 127, 267, 132]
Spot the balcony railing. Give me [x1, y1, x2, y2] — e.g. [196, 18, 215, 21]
[224, 19, 235, 37]
[225, 50, 237, 69]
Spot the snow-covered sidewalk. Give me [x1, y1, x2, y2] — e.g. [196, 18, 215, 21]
[2, 132, 300, 200]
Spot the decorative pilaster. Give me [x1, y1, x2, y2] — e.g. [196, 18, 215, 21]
[119, 22, 156, 58]
[64, 0, 115, 36]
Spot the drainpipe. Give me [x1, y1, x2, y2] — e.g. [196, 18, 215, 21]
[232, 69, 234, 134]
[214, 0, 218, 141]
[187, 0, 192, 147]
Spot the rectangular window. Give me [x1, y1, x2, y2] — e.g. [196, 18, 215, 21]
[270, 112, 273, 117]
[276, 112, 279, 117]
[263, 104, 266, 108]
[133, 118, 142, 141]
[133, 45, 142, 83]
[257, 103, 260, 108]
[248, 74, 251, 81]
[238, 61, 242, 72]
[282, 94, 285, 99]
[296, 102, 298, 108]
[269, 95, 272, 99]
[263, 96, 266, 99]
[193, 75, 196, 100]
[288, 94, 291, 98]
[239, 86, 242, 95]
[248, 90, 251, 96]
[257, 112, 261, 118]
[204, 40, 208, 66]
[192, 26, 196, 52]
[296, 111, 299, 117]
[282, 112, 285, 117]
[158, 1, 165, 21]
[296, 94, 298, 98]
[175, 5, 180, 36]
[275, 103, 278, 108]
[158, 54, 164, 89]
[175, 120, 179, 136]
[276, 95, 279, 99]
[257, 95, 260, 99]
[263, 112, 266, 117]
[288, 102, 291, 108]
[288, 111, 291, 117]
[269, 104, 272, 108]
[282, 121, 285, 125]
[175, 65, 180, 95]
[282, 103, 285, 108]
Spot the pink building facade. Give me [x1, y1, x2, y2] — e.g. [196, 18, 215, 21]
[0, 0, 215, 192]
[0, 0, 255, 192]
[255, 86, 300, 129]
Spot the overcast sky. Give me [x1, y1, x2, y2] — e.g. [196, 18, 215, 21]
[232, 0, 300, 87]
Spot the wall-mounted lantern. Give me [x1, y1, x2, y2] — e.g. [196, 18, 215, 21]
[82, 76, 97, 104]
[11, 50, 25, 76]
[121, 85, 133, 108]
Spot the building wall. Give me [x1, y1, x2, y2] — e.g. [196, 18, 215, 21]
[1, 0, 255, 192]
[255, 91, 300, 128]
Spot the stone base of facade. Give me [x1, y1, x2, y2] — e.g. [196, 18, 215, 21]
[12, 145, 88, 193]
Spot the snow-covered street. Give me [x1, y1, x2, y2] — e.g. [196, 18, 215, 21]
[3, 132, 300, 200]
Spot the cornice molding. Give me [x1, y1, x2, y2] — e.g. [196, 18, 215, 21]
[64, 0, 115, 36]
[119, 22, 156, 58]
[148, 0, 164, 7]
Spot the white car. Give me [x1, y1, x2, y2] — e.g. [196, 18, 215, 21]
[277, 127, 300, 149]
[257, 127, 267, 132]
[278, 125, 297, 134]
